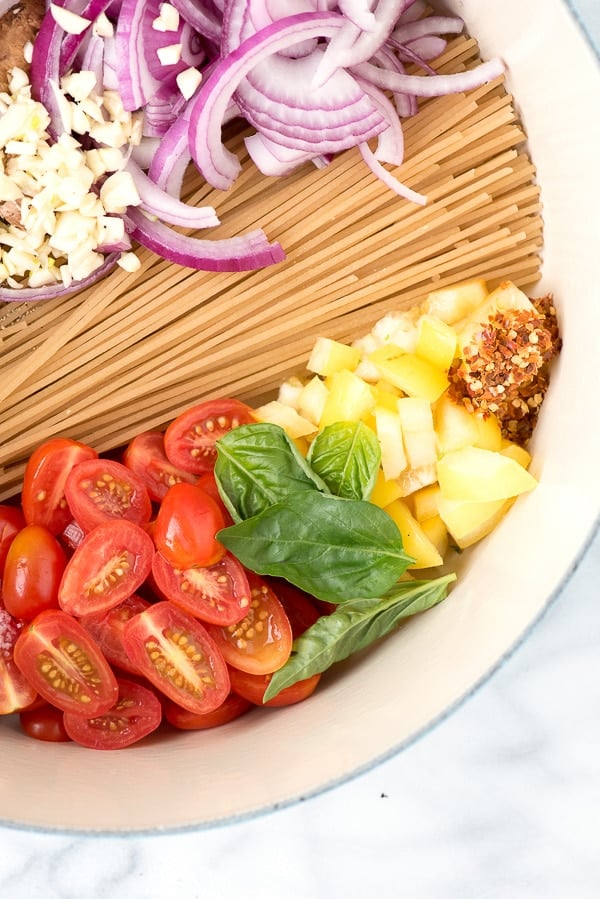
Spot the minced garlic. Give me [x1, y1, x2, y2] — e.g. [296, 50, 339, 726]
[0, 66, 143, 291]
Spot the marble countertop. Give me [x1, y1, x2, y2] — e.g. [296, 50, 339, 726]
[1, 4, 599, 898]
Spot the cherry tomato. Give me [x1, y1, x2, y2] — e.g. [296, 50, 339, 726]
[266, 578, 321, 638]
[13, 609, 119, 715]
[228, 667, 321, 708]
[2, 525, 67, 620]
[0, 608, 37, 714]
[19, 703, 71, 742]
[64, 458, 152, 532]
[164, 398, 256, 474]
[79, 594, 151, 675]
[153, 482, 226, 569]
[207, 573, 293, 675]
[163, 691, 252, 730]
[122, 430, 196, 503]
[63, 678, 163, 750]
[21, 437, 98, 534]
[151, 551, 251, 626]
[58, 520, 154, 618]
[196, 471, 233, 525]
[121, 601, 230, 715]
[0, 504, 25, 574]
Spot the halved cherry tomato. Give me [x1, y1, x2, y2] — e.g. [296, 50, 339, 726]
[228, 667, 321, 708]
[121, 601, 230, 715]
[64, 458, 152, 532]
[266, 578, 321, 638]
[58, 520, 154, 618]
[122, 431, 196, 503]
[151, 551, 251, 626]
[79, 594, 151, 674]
[63, 678, 163, 750]
[207, 573, 293, 675]
[153, 482, 226, 569]
[163, 691, 252, 730]
[19, 703, 71, 742]
[0, 504, 25, 573]
[0, 608, 37, 714]
[21, 437, 98, 534]
[164, 398, 256, 474]
[13, 609, 119, 715]
[2, 525, 67, 620]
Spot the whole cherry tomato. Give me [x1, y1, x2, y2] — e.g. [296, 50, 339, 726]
[2, 525, 67, 620]
[153, 482, 226, 569]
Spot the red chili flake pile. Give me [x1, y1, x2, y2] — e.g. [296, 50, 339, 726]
[447, 293, 562, 445]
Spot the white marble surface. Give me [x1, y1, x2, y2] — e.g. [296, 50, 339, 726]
[1, 3, 599, 897]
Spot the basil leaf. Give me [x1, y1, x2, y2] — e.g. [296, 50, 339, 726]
[218, 491, 413, 603]
[214, 422, 328, 522]
[307, 421, 382, 501]
[263, 575, 455, 702]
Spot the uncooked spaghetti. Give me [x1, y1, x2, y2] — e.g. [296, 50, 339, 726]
[0, 35, 542, 500]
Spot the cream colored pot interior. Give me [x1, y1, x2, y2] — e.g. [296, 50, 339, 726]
[1, 0, 599, 833]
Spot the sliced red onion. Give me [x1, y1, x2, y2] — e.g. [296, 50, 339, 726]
[338, 0, 376, 33]
[147, 114, 192, 196]
[170, 0, 221, 46]
[358, 141, 425, 204]
[245, 132, 316, 176]
[353, 56, 505, 98]
[115, 0, 164, 110]
[59, 0, 113, 74]
[0, 254, 120, 303]
[126, 207, 285, 272]
[392, 14, 464, 45]
[124, 159, 220, 228]
[354, 75, 404, 166]
[78, 32, 106, 88]
[188, 11, 386, 190]
[29, 0, 69, 134]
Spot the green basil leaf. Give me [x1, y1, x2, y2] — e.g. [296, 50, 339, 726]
[307, 421, 382, 500]
[263, 575, 455, 702]
[217, 491, 413, 603]
[214, 422, 328, 522]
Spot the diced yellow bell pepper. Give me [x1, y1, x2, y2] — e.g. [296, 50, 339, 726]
[384, 499, 444, 569]
[372, 351, 449, 403]
[307, 337, 361, 376]
[319, 369, 375, 428]
[412, 483, 442, 521]
[436, 446, 538, 502]
[422, 278, 488, 325]
[396, 464, 438, 497]
[415, 314, 457, 372]
[434, 394, 479, 453]
[397, 397, 437, 469]
[438, 495, 515, 549]
[420, 514, 449, 560]
[254, 400, 318, 439]
[474, 411, 502, 451]
[373, 405, 407, 480]
[298, 375, 329, 426]
[369, 468, 404, 508]
[500, 441, 532, 468]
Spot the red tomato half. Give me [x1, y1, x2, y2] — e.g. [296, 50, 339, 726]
[0, 608, 37, 714]
[163, 691, 252, 730]
[151, 551, 251, 626]
[0, 504, 25, 573]
[64, 458, 152, 532]
[13, 609, 119, 715]
[121, 602, 230, 714]
[21, 437, 98, 534]
[153, 482, 226, 569]
[63, 678, 163, 750]
[19, 703, 71, 742]
[228, 667, 321, 708]
[122, 431, 197, 503]
[2, 525, 67, 620]
[207, 573, 293, 675]
[164, 398, 256, 475]
[80, 594, 151, 674]
[58, 520, 154, 617]
[266, 578, 321, 638]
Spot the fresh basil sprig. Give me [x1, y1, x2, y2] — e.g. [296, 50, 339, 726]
[217, 490, 413, 604]
[263, 574, 456, 702]
[214, 422, 328, 522]
[307, 421, 381, 501]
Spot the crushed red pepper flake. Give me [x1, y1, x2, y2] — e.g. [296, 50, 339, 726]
[447, 294, 562, 445]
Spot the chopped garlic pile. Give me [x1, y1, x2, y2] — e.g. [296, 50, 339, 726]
[0, 66, 143, 290]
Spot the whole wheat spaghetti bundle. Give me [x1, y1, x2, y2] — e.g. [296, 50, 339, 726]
[0, 35, 542, 500]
